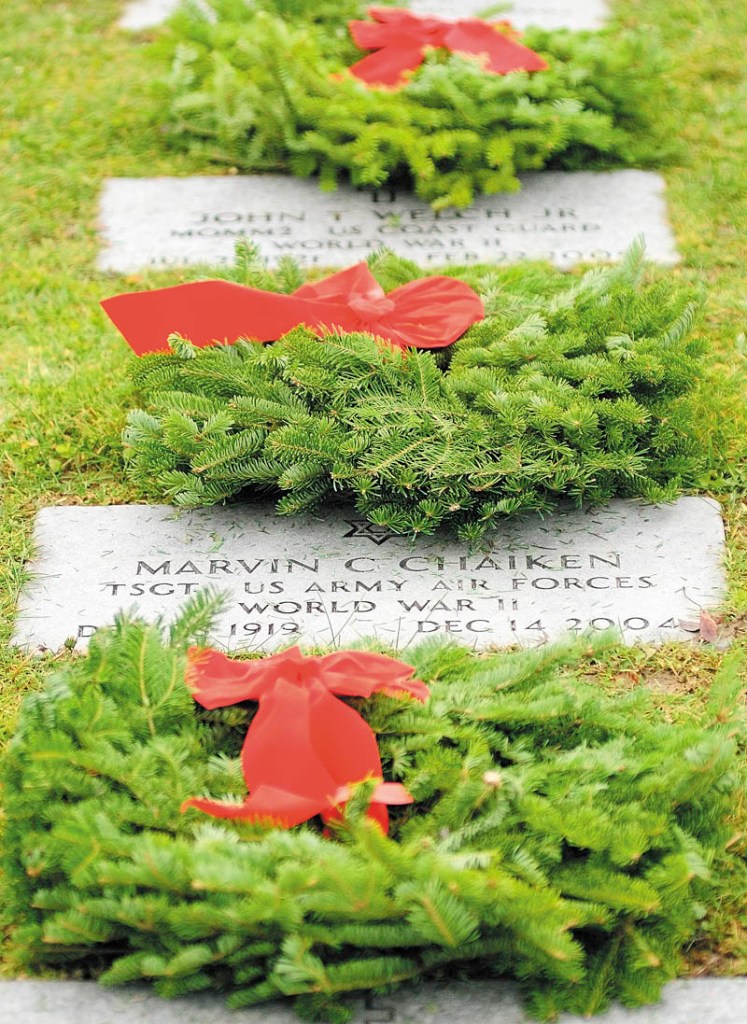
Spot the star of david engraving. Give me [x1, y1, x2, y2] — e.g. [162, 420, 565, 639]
[343, 521, 396, 545]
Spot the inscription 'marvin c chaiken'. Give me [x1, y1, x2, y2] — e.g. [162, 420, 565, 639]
[14, 500, 724, 653]
[122, 551, 649, 591]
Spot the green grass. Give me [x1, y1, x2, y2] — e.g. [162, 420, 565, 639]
[0, 0, 746, 980]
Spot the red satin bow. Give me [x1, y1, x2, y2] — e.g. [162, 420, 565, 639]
[348, 7, 549, 87]
[182, 646, 429, 832]
[101, 263, 484, 356]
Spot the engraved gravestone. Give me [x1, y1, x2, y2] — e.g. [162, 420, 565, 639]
[98, 171, 679, 272]
[409, 0, 609, 30]
[3, 978, 747, 1024]
[119, 1, 609, 32]
[14, 499, 724, 654]
[120, 0, 180, 30]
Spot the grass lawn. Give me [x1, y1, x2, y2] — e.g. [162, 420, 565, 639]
[1, 0, 745, 979]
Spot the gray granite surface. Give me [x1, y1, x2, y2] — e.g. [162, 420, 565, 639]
[119, 0, 180, 29]
[120, 0, 609, 32]
[410, 0, 609, 29]
[97, 171, 679, 272]
[1, 979, 745, 1024]
[14, 499, 724, 653]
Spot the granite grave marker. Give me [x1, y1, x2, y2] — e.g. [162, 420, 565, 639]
[409, 0, 608, 30]
[15, 498, 724, 654]
[2, 978, 747, 1024]
[120, 0, 609, 32]
[98, 171, 679, 273]
[120, 0, 181, 30]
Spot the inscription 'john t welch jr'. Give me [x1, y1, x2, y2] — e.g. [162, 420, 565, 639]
[180, 201, 606, 265]
[13, 500, 724, 654]
[98, 172, 679, 273]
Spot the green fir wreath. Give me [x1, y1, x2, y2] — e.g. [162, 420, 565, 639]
[124, 243, 705, 544]
[157, 0, 673, 208]
[3, 599, 743, 1020]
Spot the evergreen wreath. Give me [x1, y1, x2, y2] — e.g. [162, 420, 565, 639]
[157, 0, 672, 208]
[124, 243, 705, 544]
[3, 599, 742, 1020]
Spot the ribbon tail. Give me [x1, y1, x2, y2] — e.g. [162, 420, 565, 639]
[371, 781, 415, 805]
[183, 783, 410, 832]
[348, 44, 426, 87]
[101, 280, 362, 356]
[323, 800, 390, 833]
[331, 781, 414, 807]
[446, 23, 548, 74]
[182, 786, 329, 828]
[324, 781, 415, 833]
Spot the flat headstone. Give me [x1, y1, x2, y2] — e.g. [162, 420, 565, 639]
[410, 0, 609, 30]
[98, 171, 678, 272]
[119, 0, 179, 29]
[14, 498, 724, 654]
[119, 1, 609, 32]
[1, 979, 746, 1024]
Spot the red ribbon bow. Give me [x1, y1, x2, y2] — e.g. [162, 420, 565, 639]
[347, 7, 548, 88]
[101, 263, 484, 356]
[182, 646, 429, 832]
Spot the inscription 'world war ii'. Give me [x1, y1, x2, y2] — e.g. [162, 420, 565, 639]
[14, 500, 724, 654]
